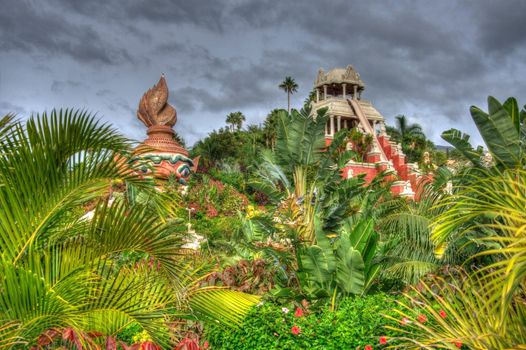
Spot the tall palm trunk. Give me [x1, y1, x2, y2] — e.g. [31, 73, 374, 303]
[287, 92, 291, 114]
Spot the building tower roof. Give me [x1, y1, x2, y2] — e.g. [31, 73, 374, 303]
[314, 65, 365, 90]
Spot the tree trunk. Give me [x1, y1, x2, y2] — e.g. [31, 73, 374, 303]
[287, 92, 291, 114]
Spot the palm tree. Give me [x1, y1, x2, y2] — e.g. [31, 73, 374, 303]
[279, 76, 298, 114]
[226, 111, 246, 131]
[393, 115, 424, 147]
[389, 98, 526, 348]
[391, 168, 526, 349]
[263, 109, 280, 150]
[377, 180, 471, 285]
[0, 110, 257, 348]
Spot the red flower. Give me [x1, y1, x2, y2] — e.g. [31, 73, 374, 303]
[379, 336, 387, 344]
[454, 340, 462, 348]
[365, 345, 373, 350]
[140, 341, 161, 350]
[417, 314, 427, 323]
[291, 325, 301, 335]
[294, 307, 304, 317]
[203, 340, 209, 349]
[439, 309, 447, 318]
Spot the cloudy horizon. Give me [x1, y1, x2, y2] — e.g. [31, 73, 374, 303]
[1, 0, 525, 147]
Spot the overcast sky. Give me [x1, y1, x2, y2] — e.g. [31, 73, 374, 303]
[1, 0, 525, 147]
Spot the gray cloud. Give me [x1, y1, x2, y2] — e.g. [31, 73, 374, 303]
[0, 0, 132, 65]
[51, 80, 85, 93]
[0, 102, 27, 117]
[1, 0, 525, 147]
[472, 0, 526, 53]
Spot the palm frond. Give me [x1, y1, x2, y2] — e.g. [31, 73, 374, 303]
[188, 288, 260, 327]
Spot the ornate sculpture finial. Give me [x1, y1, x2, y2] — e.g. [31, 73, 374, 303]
[137, 75, 177, 127]
[132, 75, 198, 184]
[344, 65, 354, 78]
[316, 68, 325, 84]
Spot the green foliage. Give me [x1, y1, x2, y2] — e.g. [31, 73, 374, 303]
[226, 111, 246, 131]
[350, 128, 373, 162]
[191, 124, 265, 169]
[203, 258, 277, 294]
[263, 109, 280, 150]
[389, 271, 526, 349]
[279, 76, 299, 112]
[377, 183, 474, 285]
[0, 111, 258, 348]
[185, 175, 248, 217]
[298, 219, 380, 300]
[205, 294, 402, 350]
[386, 115, 429, 164]
[442, 96, 526, 168]
[247, 106, 390, 303]
[390, 158, 526, 348]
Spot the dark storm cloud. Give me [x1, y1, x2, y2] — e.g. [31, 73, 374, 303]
[52, 0, 227, 31]
[0, 0, 131, 65]
[473, 0, 526, 53]
[1, 0, 525, 146]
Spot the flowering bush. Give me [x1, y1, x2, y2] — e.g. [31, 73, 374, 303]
[205, 293, 402, 349]
[203, 258, 276, 294]
[185, 175, 248, 218]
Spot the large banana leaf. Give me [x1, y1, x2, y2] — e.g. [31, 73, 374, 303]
[442, 96, 526, 169]
[300, 245, 336, 287]
[441, 128, 483, 166]
[471, 97, 522, 168]
[275, 107, 327, 170]
[335, 246, 365, 294]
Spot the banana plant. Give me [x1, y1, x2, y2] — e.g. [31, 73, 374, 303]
[297, 218, 380, 306]
[441, 96, 526, 169]
[250, 107, 366, 244]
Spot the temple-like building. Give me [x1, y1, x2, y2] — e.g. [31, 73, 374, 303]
[132, 75, 198, 184]
[311, 65, 421, 198]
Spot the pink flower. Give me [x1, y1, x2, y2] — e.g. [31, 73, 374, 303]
[439, 309, 447, 318]
[203, 340, 209, 349]
[454, 340, 462, 348]
[417, 314, 427, 323]
[400, 317, 411, 325]
[294, 307, 304, 317]
[365, 345, 373, 350]
[379, 336, 387, 344]
[291, 325, 301, 335]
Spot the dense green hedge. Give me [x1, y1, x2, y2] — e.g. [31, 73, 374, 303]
[205, 293, 402, 349]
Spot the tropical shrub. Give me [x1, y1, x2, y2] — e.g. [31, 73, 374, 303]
[0, 111, 258, 348]
[294, 218, 380, 304]
[388, 271, 525, 349]
[347, 127, 373, 162]
[377, 182, 475, 285]
[205, 294, 403, 350]
[203, 258, 276, 294]
[186, 175, 248, 217]
[388, 97, 526, 349]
